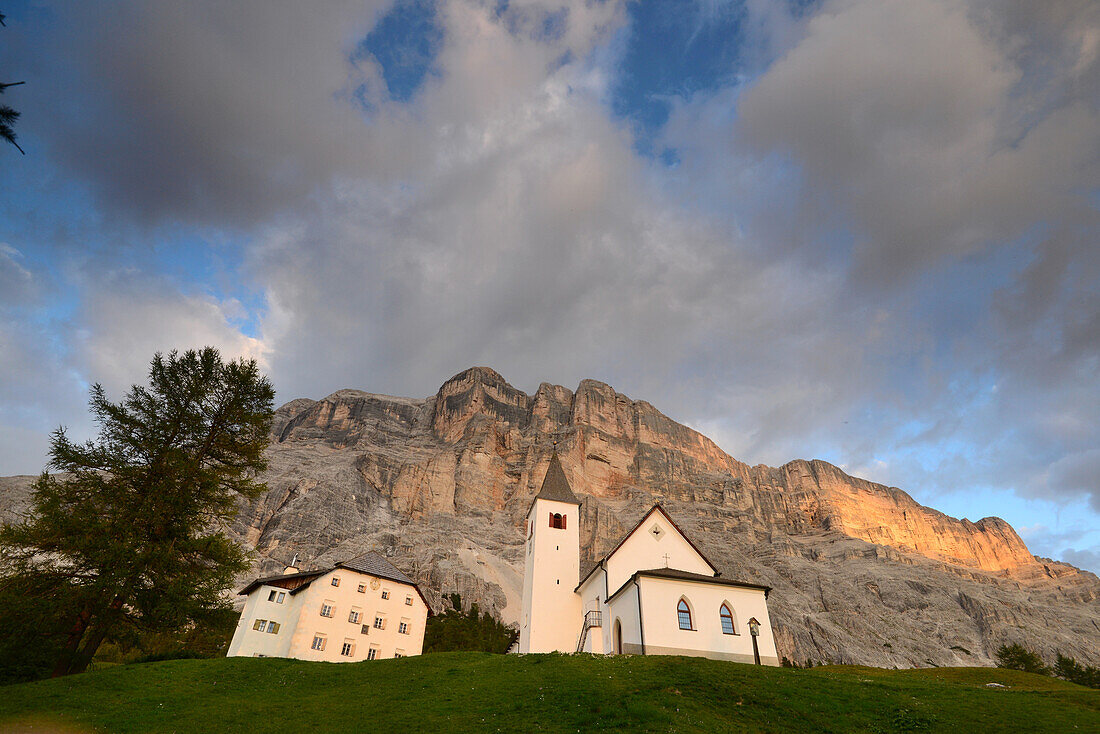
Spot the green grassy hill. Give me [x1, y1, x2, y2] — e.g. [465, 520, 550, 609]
[2, 653, 1096, 733]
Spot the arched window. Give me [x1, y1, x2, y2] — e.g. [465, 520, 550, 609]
[720, 603, 736, 635]
[677, 599, 693, 630]
[549, 512, 565, 529]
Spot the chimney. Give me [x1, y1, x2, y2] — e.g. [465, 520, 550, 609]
[283, 553, 300, 575]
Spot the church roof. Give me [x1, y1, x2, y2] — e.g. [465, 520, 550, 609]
[532, 452, 581, 506]
[575, 504, 720, 591]
[606, 568, 772, 604]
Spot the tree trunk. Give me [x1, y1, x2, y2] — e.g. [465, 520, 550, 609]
[51, 606, 93, 678]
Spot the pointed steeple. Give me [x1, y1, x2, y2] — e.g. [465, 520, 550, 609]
[534, 451, 581, 505]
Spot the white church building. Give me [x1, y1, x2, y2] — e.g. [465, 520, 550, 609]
[519, 453, 780, 666]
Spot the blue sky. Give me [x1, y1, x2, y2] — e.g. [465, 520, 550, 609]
[1, 0, 1098, 572]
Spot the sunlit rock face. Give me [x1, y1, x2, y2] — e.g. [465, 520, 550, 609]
[2, 367, 1097, 667]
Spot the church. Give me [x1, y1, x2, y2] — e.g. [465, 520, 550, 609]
[519, 453, 780, 665]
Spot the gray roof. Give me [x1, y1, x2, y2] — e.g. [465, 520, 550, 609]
[534, 452, 581, 505]
[338, 551, 415, 586]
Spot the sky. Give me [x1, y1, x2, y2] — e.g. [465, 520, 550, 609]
[1, 0, 1098, 573]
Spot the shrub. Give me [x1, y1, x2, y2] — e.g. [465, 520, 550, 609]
[995, 644, 1049, 675]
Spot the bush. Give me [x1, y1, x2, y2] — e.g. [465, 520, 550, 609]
[1053, 653, 1100, 689]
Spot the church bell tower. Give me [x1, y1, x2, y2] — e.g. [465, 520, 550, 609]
[518, 451, 582, 653]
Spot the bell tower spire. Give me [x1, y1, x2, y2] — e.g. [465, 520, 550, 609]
[518, 450, 582, 653]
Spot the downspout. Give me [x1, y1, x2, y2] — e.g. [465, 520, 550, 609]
[634, 575, 646, 655]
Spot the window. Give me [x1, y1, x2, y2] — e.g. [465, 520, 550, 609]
[253, 619, 267, 632]
[677, 599, 693, 631]
[341, 641, 355, 657]
[549, 512, 566, 529]
[394, 650, 405, 658]
[374, 616, 385, 630]
[381, 590, 390, 600]
[276, 591, 286, 603]
[720, 604, 736, 635]
[405, 596, 413, 606]
[348, 609, 361, 624]
[268, 622, 280, 634]
[357, 583, 366, 593]
[367, 646, 379, 660]
[311, 635, 327, 651]
[320, 602, 335, 618]
[398, 621, 409, 635]
[268, 590, 277, 602]
[331, 576, 340, 587]
[361, 624, 371, 635]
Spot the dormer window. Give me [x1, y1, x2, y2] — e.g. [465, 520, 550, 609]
[549, 512, 566, 529]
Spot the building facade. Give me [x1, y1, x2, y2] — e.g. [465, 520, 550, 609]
[227, 552, 431, 662]
[519, 453, 780, 666]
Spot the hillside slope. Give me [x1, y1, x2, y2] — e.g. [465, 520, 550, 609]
[2, 655, 1096, 733]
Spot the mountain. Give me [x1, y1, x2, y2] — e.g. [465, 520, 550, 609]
[2, 367, 1097, 667]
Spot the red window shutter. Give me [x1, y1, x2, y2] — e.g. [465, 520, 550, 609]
[561, 515, 567, 529]
[549, 512, 553, 527]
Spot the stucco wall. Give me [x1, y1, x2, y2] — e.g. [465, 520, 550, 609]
[637, 576, 779, 666]
[519, 497, 582, 652]
[605, 582, 643, 655]
[229, 569, 429, 661]
[605, 511, 714, 594]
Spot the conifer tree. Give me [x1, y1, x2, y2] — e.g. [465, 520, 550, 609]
[0, 348, 274, 678]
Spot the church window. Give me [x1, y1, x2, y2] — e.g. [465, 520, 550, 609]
[720, 604, 736, 635]
[549, 512, 566, 529]
[311, 635, 327, 651]
[677, 599, 693, 630]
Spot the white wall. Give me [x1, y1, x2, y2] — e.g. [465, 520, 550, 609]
[229, 569, 429, 661]
[519, 497, 582, 653]
[605, 582, 643, 655]
[636, 576, 779, 666]
[605, 511, 714, 594]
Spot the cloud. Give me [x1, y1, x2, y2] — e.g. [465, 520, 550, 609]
[2, 0, 1098, 554]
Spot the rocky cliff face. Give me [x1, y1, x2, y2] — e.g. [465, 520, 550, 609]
[3, 366, 1097, 668]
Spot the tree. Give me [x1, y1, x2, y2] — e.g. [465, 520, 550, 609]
[1, 12, 26, 154]
[0, 348, 274, 679]
[994, 643, 1050, 675]
[423, 593, 518, 654]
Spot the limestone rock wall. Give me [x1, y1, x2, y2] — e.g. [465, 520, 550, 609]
[2, 366, 1098, 668]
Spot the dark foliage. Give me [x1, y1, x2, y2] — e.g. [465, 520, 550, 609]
[994, 644, 1050, 675]
[1053, 652, 1100, 689]
[1, 13, 25, 154]
[0, 348, 274, 682]
[423, 593, 518, 654]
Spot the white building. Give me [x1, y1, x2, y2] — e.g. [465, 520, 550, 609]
[519, 453, 780, 666]
[227, 552, 431, 662]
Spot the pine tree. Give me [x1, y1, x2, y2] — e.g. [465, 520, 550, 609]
[0, 348, 274, 679]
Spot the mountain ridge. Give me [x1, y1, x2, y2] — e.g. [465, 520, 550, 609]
[2, 366, 1097, 667]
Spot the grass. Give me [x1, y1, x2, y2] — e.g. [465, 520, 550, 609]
[1, 653, 1097, 733]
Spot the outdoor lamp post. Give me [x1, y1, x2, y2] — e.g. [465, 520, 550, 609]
[748, 617, 761, 665]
